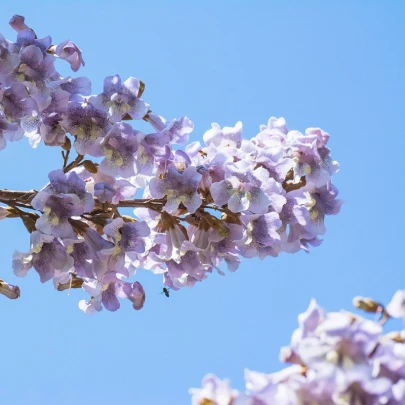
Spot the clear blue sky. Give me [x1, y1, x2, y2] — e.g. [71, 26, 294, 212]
[0, 2, 404, 404]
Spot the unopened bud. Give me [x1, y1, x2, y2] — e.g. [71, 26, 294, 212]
[122, 113, 133, 120]
[200, 212, 230, 237]
[57, 274, 84, 291]
[0, 279, 20, 299]
[384, 331, 405, 343]
[0, 206, 20, 219]
[69, 219, 90, 235]
[282, 175, 306, 193]
[199, 399, 215, 405]
[221, 212, 242, 225]
[138, 80, 145, 98]
[82, 160, 98, 173]
[352, 296, 382, 313]
[61, 136, 71, 151]
[122, 215, 137, 223]
[21, 212, 38, 233]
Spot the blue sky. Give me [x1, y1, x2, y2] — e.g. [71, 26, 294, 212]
[0, 2, 404, 404]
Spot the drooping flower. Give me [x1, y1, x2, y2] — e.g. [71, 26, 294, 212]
[9, 15, 30, 32]
[134, 130, 172, 175]
[31, 170, 94, 238]
[103, 217, 150, 271]
[99, 122, 139, 177]
[0, 82, 38, 123]
[64, 102, 110, 156]
[13, 231, 73, 283]
[238, 212, 282, 259]
[120, 281, 146, 310]
[0, 111, 23, 150]
[54, 40, 85, 72]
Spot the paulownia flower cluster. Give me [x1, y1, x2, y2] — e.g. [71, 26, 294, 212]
[0, 16, 342, 313]
[190, 291, 405, 405]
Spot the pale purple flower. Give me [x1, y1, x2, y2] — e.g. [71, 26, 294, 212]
[12, 43, 55, 88]
[0, 34, 20, 83]
[0, 82, 38, 122]
[135, 131, 172, 175]
[20, 85, 70, 147]
[298, 298, 324, 337]
[64, 102, 110, 156]
[81, 271, 140, 313]
[101, 281, 121, 312]
[38, 112, 66, 146]
[55, 40, 85, 72]
[203, 121, 242, 149]
[99, 123, 139, 177]
[91, 75, 148, 122]
[373, 339, 405, 382]
[149, 164, 202, 214]
[186, 142, 231, 187]
[305, 182, 344, 236]
[190, 374, 238, 405]
[259, 116, 289, 135]
[57, 76, 91, 96]
[80, 275, 119, 312]
[103, 217, 150, 271]
[111, 179, 137, 204]
[120, 281, 146, 310]
[163, 116, 194, 145]
[386, 290, 405, 319]
[287, 128, 339, 189]
[211, 161, 282, 214]
[0, 111, 23, 150]
[250, 124, 293, 183]
[31, 170, 94, 238]
[166, 248, 208, 289]
[13, 231, 73, 283]
[94, 182, 116, 203]
[15, 29, 52, 54]
[79, 295, 103, 315]
[33, 194, 82, 238]
[238, 212, 282, 259]
[200, 223, 244, 272]
[9, 15, 30, 32]
[147, 113, 194, 145]
[67, 229, 113, 279]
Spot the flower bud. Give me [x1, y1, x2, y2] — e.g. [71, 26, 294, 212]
[9, 15, 30, 32]
[82, 160, 98, 174]
[0, 279, 20, 299]
[61, 136, 71, 151]
[352, 296, 382, 313]
[57, 274, 84, 291]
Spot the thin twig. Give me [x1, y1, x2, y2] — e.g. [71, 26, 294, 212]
[63, 154, 84, 173]
[62, 148, 71, 169]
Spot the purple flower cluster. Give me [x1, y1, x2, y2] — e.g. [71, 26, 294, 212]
[1, 16, 343, 314]
[190, 290, 405, 405]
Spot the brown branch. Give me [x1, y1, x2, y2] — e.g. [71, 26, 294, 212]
[0, 198, 33, 209]
[63, 154, 84, 173]
[0, 189, 37, 202]
[115, 199, 165, 209]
